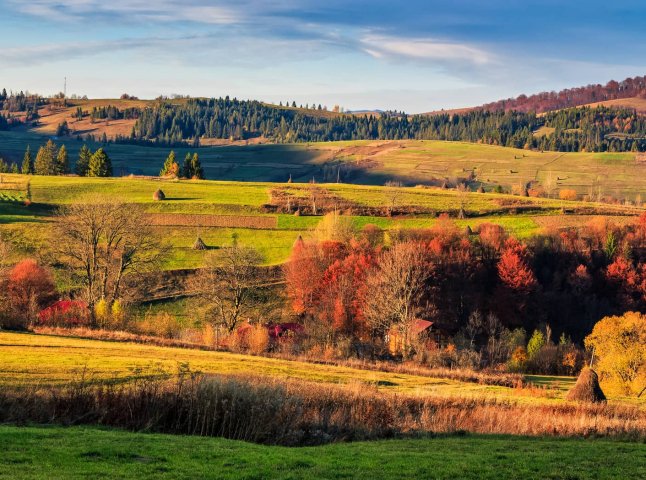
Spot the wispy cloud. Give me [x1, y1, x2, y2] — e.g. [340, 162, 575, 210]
[8, 0, 240, 24]
[360, 35, 494, 66]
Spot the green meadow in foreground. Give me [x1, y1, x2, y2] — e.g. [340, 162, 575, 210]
[0, 426, 643, 480]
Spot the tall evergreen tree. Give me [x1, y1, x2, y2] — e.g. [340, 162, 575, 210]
[191, 153, 204, 179]
[56, 145, 70, 175]
[181, 152, 192, 178]
[21, 145, 33, 175]
[33, 140, 57, 175]
[88, 148, 112, 177]
[76, 145, 92, 176]
[160, 150, 179, 177]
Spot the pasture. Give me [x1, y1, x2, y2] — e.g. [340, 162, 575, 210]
[1, 129, 645, 197]
[1, 426, 644, 480]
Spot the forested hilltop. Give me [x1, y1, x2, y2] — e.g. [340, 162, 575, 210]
[3, 88, 646, 152]
[125, 99, 646, 152]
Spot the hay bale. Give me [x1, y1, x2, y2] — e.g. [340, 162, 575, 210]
[153, 189, 166, 201]
[566, 368, 606, 403]
[193, 237, 207, 250]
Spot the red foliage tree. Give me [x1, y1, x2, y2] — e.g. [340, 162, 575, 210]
[497, 239, 536, 292]
[7, 259, 57, 327]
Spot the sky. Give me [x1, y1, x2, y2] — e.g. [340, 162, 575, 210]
[1, 0, 645, 113]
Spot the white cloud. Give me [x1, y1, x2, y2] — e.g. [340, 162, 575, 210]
[360, 34, 494, 66]
[8, 0, 240, 24]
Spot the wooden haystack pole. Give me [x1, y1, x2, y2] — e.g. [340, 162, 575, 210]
[566, 367, 606, 403]
[193, 237, 207, 250]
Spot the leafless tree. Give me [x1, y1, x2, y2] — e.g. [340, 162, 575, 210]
[55, 195, 166, 320]
[384, 180, 403, 216]
[362, 242, 431, 354]
[192, 243, 265, 333]
[465, 310, 483, 349]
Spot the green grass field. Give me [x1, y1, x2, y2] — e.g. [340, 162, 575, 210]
[1, 426, 643, 480]
[2, 130, 645, 197]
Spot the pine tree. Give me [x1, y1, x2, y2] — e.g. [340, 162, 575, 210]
[191, 153, 204, 179]
[76, 145, 92, 176]
[56, 145, 70, 175]
[34, 140, 57, 175]
[11, 163, 19, 174]
[160, 150, 179, 177]
[182, 152, 192, 178]
[21, 145, 33, 175]
[88, 148, 112, 177]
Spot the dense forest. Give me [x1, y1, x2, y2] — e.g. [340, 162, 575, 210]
[479, 75, 646, 113]
[115, 98, 646, 152]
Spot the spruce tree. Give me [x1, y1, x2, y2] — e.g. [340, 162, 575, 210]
[76, 145, 92, 176]
[191, 153, 204, 179]
[56, 145, 70, 175]
[160, 150, 179, 177]
[34, 140, 57, 175]
[21, 145, 33, 174]
[182, 152, 192, 178]
[88, 148, 112, 177]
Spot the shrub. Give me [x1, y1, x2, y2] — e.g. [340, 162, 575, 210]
[37, 300, 89, 328]
[527, 330, 546, 359]
[559, 189, 578, 201]
[137, 312, 182, 339]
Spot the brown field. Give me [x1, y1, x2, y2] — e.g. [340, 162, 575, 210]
[147, 213, 277, 229]
[584, 96, 646, 114]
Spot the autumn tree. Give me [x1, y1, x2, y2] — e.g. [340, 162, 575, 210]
[6, 259, 57, 328]
[160, 150, 179, 177]
[192, 242, 265, 333]
[585, 312, 646, 396]
[497, 239, 536, 292]
[55, 196, 165, 323]
[362, 241, 431, 355]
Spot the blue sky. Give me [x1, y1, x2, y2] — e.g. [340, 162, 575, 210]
[1, 0, 645, 113]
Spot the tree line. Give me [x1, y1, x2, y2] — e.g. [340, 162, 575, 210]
[109, 98, 646, 152]
[17, 141, 112, 177]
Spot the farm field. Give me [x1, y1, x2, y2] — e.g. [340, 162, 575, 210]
[0, 174, 641, 270]
[1, 130, 645, 197]
[1, 426, 644, 480]
[1, 331, 642, 406]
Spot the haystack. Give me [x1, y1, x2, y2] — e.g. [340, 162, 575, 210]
[153, 189, 166, 201]
[193, 237, 207, 250]
[566, 367, 606, 403]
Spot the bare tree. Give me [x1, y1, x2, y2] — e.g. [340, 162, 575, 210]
[192, 243, 265, 333]
[56, 196, 165, 321]
[384, 180, 403, 216]
[362, 242, 431, 355]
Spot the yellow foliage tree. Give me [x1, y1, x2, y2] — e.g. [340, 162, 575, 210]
[585, 312, 646, 396]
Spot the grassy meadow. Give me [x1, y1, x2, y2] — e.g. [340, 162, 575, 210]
[1, 426, 644, 480]
[2, 129, 645, 197]
[2, 331, 643, 406]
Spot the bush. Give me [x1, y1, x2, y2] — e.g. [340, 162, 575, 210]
[559, 189, 578, 201]
[137, 312, 182, 339]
